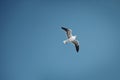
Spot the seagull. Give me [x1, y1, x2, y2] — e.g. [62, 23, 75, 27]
[61, 27, 79, 52]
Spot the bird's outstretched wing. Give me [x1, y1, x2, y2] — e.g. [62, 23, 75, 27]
[72, 40, 79, 52]
[61, 27, 72, 38]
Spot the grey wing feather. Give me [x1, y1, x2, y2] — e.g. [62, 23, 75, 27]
[72, 40, 79, 52]
[61, 27, 72, 38]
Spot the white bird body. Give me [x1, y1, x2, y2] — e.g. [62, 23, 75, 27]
[61, 27, 79, 52]
[63, 36, 76, 44]
[69, 36, 77, 41]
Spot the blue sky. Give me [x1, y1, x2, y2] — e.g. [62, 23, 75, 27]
[0, 0, 120, 80]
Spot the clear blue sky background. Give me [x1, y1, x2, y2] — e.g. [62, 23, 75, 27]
[0, 0, 120, 80]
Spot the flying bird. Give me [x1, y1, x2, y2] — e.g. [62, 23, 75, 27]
[61, 27, 79, 52]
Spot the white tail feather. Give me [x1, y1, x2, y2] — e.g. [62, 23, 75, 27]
[63, 40, 66, 44]
[63, 40, 69, 44]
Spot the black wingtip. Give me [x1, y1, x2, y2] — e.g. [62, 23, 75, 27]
[76, 45, 79, 53]
[61, 27, 65, 29]
[61, 27, 68, 31]
[77, 50, 78, 52]
[61, 27, 63, 29]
